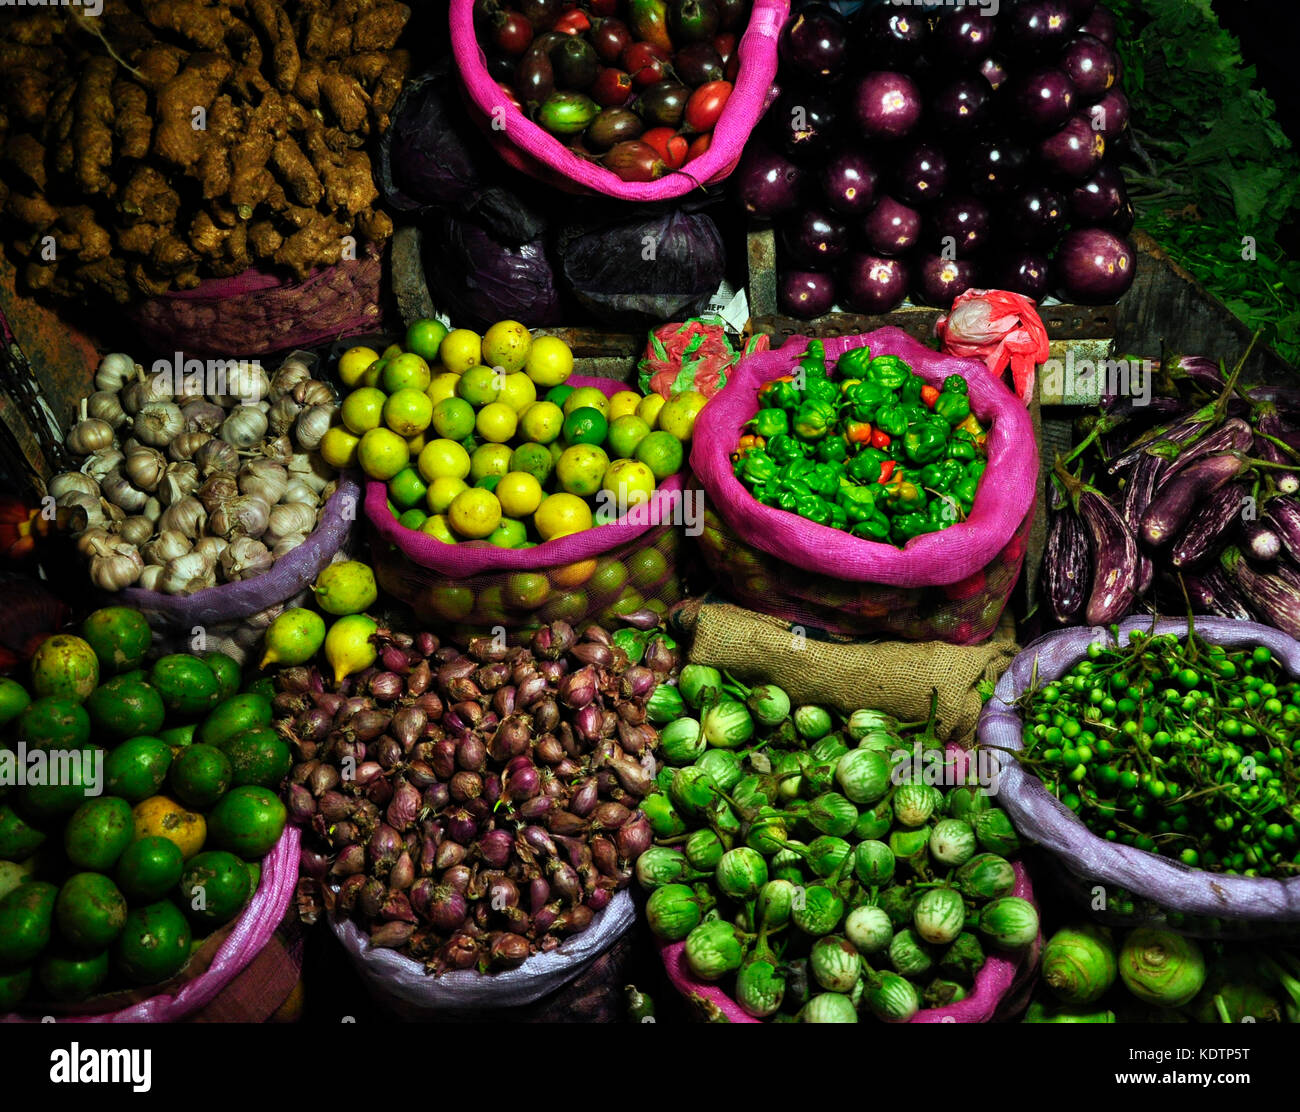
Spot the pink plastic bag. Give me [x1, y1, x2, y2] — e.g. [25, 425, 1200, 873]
[691, 327, 1038, 643]
[449, 0, 789, 200]
[3, 827, 299, 1023]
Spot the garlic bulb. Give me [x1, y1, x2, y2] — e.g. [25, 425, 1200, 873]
[49, 471, 100, 501]
[266, 501, 315, 542]
[288, 451, 332, 492]
[158, 495, 206, 537]
[66, 406, 115, 456]
[88, 537, 144, 591]
[320, 479, 339, 502]
[87, 391, 129, 429]
[269, 357, 312, 400]
[261, 434, 293, 465]
[270, 532, 308, 559]
[220, 406, 268, 449]
[94, 352, 136, 393]
[124, 446, 167, 492]
[159, 461, 200, 506]
[116, 515, 155, 547]
[210, 362, 271, 407]
[57, 491, 106, 530]
[101, 498, 125, 525]
[160, 551, 216, 595]
[181, 399, 226, 434]
[101, 472, 148, 513]
[280, 480, 318, 506]
[76, 526, 114, 556]
[121, 373, 173, 415]
[210, 495, 270, 539]
[194, 438, 239, 476]
[220, 537, 273, 581]
[293, 406, 332, 451]
[292, 379, 335, 407]
[81, 448, 125, 483]
[140, 496, 163, 524]
[137, 564, 164, 592]
[143, 529, 193, 565]
[197, 473, 238, 514]
[239, 460, 288, 506]
[134, 402, 184, 447]
[169, 431, 211, 462]
[193, 535, 229, 564]
[244, 600, 286, 631]
[268, 396, 302, 437]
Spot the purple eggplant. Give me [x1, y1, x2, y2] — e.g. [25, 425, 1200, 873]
[1263, 496, 1300, 553]
[1255, 404, 1300, 493]
[1140, 453, 1249, 549]
[1175, 568, 1254, 622]
[1242, 520, 1281, 562]
[1043, 507, 1091, 625]
[1120, 454, 1164, 594]
[1164, 354, 1223, 394]
[1079, 488, 1138, 625]
[1108, 408, 1209, 475]
[1157, 418, 1253, 479]
[1168, 484, 1246, 569]
[1254, 435, 1299, 494]
[1221, 546, 1300, 638]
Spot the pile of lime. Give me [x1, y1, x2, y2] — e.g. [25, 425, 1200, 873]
[323, 318, 704, 548]
[0, 608, 287, 1009]
[259, 559, 381, 685]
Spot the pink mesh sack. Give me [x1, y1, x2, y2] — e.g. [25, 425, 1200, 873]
[449, 0, 788, 200]
[368, 377, 686, 638]
[691, 327, 1038, 644]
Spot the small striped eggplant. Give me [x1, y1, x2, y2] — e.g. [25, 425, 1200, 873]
[1221, 546, 1300, 638]
[1168, 483, 1247, 569]
[1079, 488, 1138, 625]
[1043, 505, 1091, 624]
[1140, 453, 1247, 549]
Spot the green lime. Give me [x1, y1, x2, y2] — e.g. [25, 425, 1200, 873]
[562, 406, 609, 447]
[635, 430, 685, 481]
[39, 948, 109, 1002]
[80, 607, 152, 676]
[168, 745, 233, 810]
[431, 396, 477, 441]
[198, 693, 272, 749]
[0, 967, 31, 1010]
[626, 546, 669, 589]
[388, 468, 428, 511]
[159, 723, 196, 751]
[0, 677, 31, 727]
[474, 474, 501, 492]
[430, 587, 474, 623]
[115, 836, 185, 902]
[487, 518, 528, 548]
[510, 442, 555, 486]
[399, 507, 428, 530]
[259, 608, 326, 669]
[215, 727, 291, 790]
[104, 735, 173, 802]
[381, 352, 432, 394]
[589, 559, 629, 601]
[206, 786, 287, 860]
[64, 797, 134, 872]
[607, 414, 652, 459]
[148, 655, 221, 718]
[54, 872, 127, 951]
[545, 383, 576, 408]
[200, 652, 241, 700]
[458, 365, 503, 406]
[179, 850, 252, 927]
[15, 696, 90, 750]
[114, 900, 191, 985]
[85, 678, 166, 742]
[539, 590, 590, 624]
[405, 318, 450, 362]
[504, 573, 551, 612]
[30, 634, 99, 703]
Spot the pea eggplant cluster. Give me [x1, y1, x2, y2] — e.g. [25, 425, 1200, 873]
[732, 341, 989, 546]
[638, 666, 1039, 1022]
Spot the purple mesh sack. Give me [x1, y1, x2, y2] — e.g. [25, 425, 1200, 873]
[979, 616, 1300, 933]
[691, 327, 1037, 644]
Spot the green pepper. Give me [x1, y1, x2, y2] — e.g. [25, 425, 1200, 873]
[815, 436, 848, 464]
[784, 478, 812, 499]
[839, 485, 878, 523]
[866, 355, 910, 389]
[965, 459, 987, 481]
[874, 402, 909, 438]
[837, 346, 873, 379]
[942, 374, 968, 396]
[793, 399, 836, 440]
[767, 433, 805, 464]
[851, 514, 891, 540]
[741, 451, 777, 485]
[755, 484, 782, 507]
[946, 438, 978, 462]
[798, 497, 833, 526]
[750, 407, 789, 439]
[919, 463, 944, 490]
[760, 380, 800, 412]
[886, 480, 925, 511]
[805, 377, 840, 406]
[937, 459, 966, 490]
[807, 463, 842, 500]
[776, 489, 800, 512]
[904, 424, 947, 465]
[954, 475, 980, 507]
[928, 496, 959, 529]
[934, 391, 972, 426]
[899, 373, 925, 405]
[892, 512, 931, 541]
[780, 458, 815, 484]
[847, 449, 888, 484]
[845, 381, 889, 422]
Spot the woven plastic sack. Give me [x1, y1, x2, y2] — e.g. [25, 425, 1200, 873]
[368, 378, 687, 638]
[449, 0, 788, 200]
[2, 827, 299, 1022]
[118, 475, 361, 665]
[691, 327, 1037, 643]
[329, 890, 635, 1017]
[978, 616, 1300, 935]
[660, 859, 1039, 1023]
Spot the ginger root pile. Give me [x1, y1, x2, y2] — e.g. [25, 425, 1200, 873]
[0, 0, 411, 303]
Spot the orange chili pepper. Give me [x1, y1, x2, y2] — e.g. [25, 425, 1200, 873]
[845, 421, 874, 445]
[878, 460, 897, 484]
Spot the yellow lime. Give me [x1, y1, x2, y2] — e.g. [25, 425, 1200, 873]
[357, 428, 410, 480]
[549, 440, 565, 465]
[525, 335, 574, 387]
[562, 406, 608, 446]
[319, 425, 360, 469]
[658, 390, 708, 441]
[482, 320, 532, 374]
[431, 396, 476, 440]
[426, 372, 461, 407]
[383, 388, 433, 437]
[608, 390, 643, 421]
[486, 518, 528, 548]
[418, 439, 471, 482]
[535, 493, 593, 541]
[341, 387, 387, 435]
[458, 365, 503, 406]
[476, 401, 518, 444]
[499, 372, 537, 413]
[440, 329, 482, 375]
[636, 393, 666, 429]
[556, 444, 610, 497]
[447, 488, 502, 539]
[405, 318, 449, 362]
[552, 559, 597, 588]
[607, 414, 651, 459]
[338, 346, 380, 387]
[602, 459, 656, 508]
[420, 515, 457, 544]
[259, 608, 326, 669]
[313, 560, 378, 616]
[388, 468, 427, 510]
[406, 431, 429, 455]
[562, 387, 610, 419]
[324, 614, 378, 685]
[426, 476, 468, 514]
[496, 471, 544, 517]
[382, 344, 403, 359]
[519, 400, 564, 444]
[510, 442, 554, 486]
[634, 430, 685, 481]
[360, 358, 387, 388]
[381, 353, 432, 394]
[470, 443, 513, 481]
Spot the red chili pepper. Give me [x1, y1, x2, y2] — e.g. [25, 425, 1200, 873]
[870, 428, 891, 451]
[921, 384, 940, 408]
[553, 8, 590, 34]
[878, 460, 896, 484]
[845, 421, 874, 445]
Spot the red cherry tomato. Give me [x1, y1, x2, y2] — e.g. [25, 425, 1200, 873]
[640, 126, 688, 170]
[685, 80, 732, 132]
[622, 41, 669, 87]
[590, 66, 634, 107]
[686, 132, 712, 161]
[552, 8, 590, 34]
[493, 9, 534, 55]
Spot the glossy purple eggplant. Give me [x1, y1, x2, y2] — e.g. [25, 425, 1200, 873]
[779, 270, 837, 319]
[1141, 453, 1249, 548]
[1169, 483, 1246, 569]
[1160, 418, 1254, 479]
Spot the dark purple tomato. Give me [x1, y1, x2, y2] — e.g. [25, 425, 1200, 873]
[1080, 5, 1117, 46]
[779, 271, 837, 319]
[736, 143, 805, 219]
[674, 42, 725, 86]
[1054, 226, 1135, 302]
[853, 5, 928, 69]
[1067, 162, 1129, 224]
[853, 71, 923, 141]
[930, 195, 993, 257]
[1003, 0, 1075, 57]
[1010, 68, 1075, 133]
[842, 253, 910, 314]
[1005, 184, 1068, 247]
[781, 209, 849, 268]
[998, 250, 1053, 300]
[779, 3, 848, 80]
[487, 53, 517, 83]
[820, 149, 879, 216]
[1060, 34, 1117, 98]
[1068, 0, 1099, 21]
[979, 56, 1011, 91]
[1085, 89, 1129, 144]
[912, 253, 980, 308]
[769, 90, 838, 159]
[861, 196, 923, 256]
[932, 10, 998, 64]
[1038, 114, 1106, 179]
[930, 77, 993, 134]
[893, 141, 948, 207]
[967, 139, 1029, 198]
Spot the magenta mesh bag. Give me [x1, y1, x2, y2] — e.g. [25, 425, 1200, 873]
[692, 327, 1037, 644]
[2, 827, 299, 1023]
[368, 379, 685, 638]
[979, 617, 1300, 935]
[660, 861, 1039, 1023]
[449, 0, 788, 200]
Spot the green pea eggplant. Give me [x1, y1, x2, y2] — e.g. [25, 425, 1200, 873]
[746, 684, 791, 728]
[696, 748, 744, 793]
[715, 847, 768, 901]
[978, 896, 1041, 952]
[955, 853, 1017, 901]
[866, 971, 921, 1023]
[805, 792, 859, 838]
[1041, 924, 1118, 1006]
[792, 884, 845, 936]
[845, 905, 894, 954]
[659, 717, 705, 765]
[636, 846, 703, 890]
[853, 839, 896, 886]
[794, 704, 834, 741]
[973, 808, 1021, 855]
[684, 828, 727, 871]
[923, 978, 969, 1008]
[645, 684, 685, 724]
[928, 819, 977, 868]
[736, 957, 786, 1018]
[799, 992, 858, 1023]
[913, 886, 966, 945]
[810, 935, 862, 993]
[646, 882, 706, 941]
[939, 932, 986, 980]
[889, 928, 936, 978]
[684, 919, 745, 981]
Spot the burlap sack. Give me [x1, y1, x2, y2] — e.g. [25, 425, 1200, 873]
[675, 600, 1017, 746]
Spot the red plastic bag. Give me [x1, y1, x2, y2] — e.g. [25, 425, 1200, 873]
[638, 318, 738, 400]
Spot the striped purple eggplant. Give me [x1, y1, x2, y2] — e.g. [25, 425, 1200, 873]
[1043, 507, 1092, 625]
[1264, 496, 1300, 553]
[1140, 453, 1249, 548]
[1169, 484, 1248, 569]
[1176, 568, 1254, 621]
[1165, 354, 1224, 393]
[1108, 404, 1217, 475]
[1120, 453, 1165, 593]
[1160, 418, 1253, 479]
[1079, 489, 1138, 625]
[1220, 546, 1300, 638]
[1255, 405, 1300, 493]
[1242, 520, 1281, 562]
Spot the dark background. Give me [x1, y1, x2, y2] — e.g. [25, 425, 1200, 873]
[1213, 0, 1300, 150]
